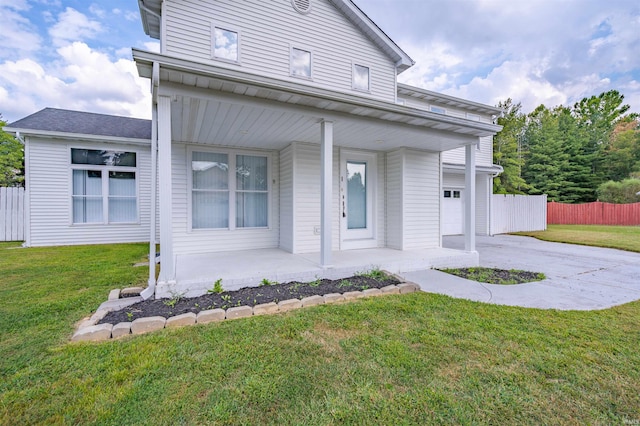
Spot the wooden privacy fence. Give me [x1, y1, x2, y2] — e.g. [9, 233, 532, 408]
[548, 201, 640, 225]
[491, 194, 547, 234]
[0, 187, 25, 241]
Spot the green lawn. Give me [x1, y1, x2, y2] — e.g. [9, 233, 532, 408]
[1, 241, 639, 424]
[516, 224, 640, 253]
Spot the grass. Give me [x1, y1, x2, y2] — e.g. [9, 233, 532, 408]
[516, 224, 640, 253]
[1, 241, 640, 424]
[440, 267, 546, 285]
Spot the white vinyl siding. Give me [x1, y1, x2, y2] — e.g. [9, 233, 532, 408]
[163, 0, 398, 103]
[171, 143, 280, 255]
[403, 149, 440, 249]
[385, 149, 403, 249]
[279, 144, 295, 252]
[442, 136, 493, 166]
[385, 148, 440, 250]
[26, 138, 152, 247]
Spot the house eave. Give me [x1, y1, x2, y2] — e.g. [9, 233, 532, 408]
[2, 127, 151, 146]
[133, 49, 501, 138]
[328, 0, 415, 73]
[443, 162, 504, 175]
[398, 83, 503, 116]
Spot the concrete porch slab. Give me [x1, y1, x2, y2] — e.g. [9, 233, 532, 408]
[158, 246, 478, 298]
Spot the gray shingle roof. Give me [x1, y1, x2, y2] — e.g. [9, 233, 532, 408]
[6, 108, 151, 140]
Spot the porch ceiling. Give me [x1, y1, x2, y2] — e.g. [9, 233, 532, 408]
[134, 49, 501, 152]
[167, 93, 479, 151]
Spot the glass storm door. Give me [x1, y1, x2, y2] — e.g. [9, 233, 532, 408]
[340, 151, 376, 249]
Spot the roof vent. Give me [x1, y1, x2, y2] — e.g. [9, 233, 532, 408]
[292, 0, 311, 14]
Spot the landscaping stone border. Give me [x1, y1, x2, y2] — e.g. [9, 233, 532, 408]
[71, 273, 420, 342]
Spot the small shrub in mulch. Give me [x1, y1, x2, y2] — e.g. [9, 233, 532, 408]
[99, 271, 400, 325]
[439, 267, 545, 285]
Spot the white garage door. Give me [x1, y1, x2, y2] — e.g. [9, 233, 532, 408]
[443, 189, 464, 235]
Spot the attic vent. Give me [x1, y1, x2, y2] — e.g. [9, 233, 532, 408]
[292, 0, 311, 14]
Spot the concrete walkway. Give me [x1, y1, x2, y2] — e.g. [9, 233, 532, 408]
[401, 235, 640, 310]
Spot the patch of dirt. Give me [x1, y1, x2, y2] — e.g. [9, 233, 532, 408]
[99, 274, 400, 325]
[439, 267, 545, 285]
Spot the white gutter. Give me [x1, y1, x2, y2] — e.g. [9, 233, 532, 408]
[141, 61, 160, 300]
[2, 128, 150, 146]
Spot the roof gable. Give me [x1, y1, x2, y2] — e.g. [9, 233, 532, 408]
[138, 0, 414, 73]
[6, 108, 151, 140]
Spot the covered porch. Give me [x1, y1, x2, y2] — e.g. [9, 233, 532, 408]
[133, 49, 501, 299]
[159, 246, 478, 298]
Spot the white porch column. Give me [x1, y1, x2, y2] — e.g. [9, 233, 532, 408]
[320, 120, 333, 268]
[158, 95, 175, 281]
[464, 142, 476, 252]
[141, 102, 159, 300]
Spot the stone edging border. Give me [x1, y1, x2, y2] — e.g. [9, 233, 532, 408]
[72, 273, 421, 342]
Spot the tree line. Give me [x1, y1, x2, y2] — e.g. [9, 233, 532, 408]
[493, 90, 640, 203]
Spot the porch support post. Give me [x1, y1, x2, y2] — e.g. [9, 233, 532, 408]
[141, 101, 159, 300]
[320, 120, 333, 268]
[464, 142, 476, 252]
[157, 95, 175, 282]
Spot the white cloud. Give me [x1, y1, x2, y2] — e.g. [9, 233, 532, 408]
[49, 7, 102, 47]
[0, 3, 42, 59]
[143, 42, 161, 53]
[0, 43, 150, 122]
[89, 4, 106, 19]
[124, 10, 139, 21]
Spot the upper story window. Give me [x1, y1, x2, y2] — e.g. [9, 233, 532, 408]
[353, 64, 370, 92]
[430, 105, 446, 114]
[290, 47, 311, 78]
[466, 113, 480, 121]
[213, 26, 239, 62]
[71, 149, 137, 224]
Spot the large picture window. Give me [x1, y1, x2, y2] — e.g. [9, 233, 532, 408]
[191, 150, 269, 230]
[71, 149, 137, 224]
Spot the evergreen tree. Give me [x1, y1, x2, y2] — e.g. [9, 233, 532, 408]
[492, 99, 530, 194]
[521, 105, 570, 201]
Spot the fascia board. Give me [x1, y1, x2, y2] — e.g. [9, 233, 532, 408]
[2, 127, 151, 146]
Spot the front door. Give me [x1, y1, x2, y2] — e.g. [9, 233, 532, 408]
[340, 150, 377, 249]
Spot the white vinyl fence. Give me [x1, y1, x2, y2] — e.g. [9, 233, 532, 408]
[491, 194, 547, 235]
[0, 187, 25, 241]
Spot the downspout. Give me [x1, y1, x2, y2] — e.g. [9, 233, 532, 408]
[141, 61, 160, 300]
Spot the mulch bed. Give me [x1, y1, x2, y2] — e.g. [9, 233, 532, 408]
[99, 274, 400, 325]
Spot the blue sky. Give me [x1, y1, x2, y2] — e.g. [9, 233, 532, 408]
[1, 0, 639, 123]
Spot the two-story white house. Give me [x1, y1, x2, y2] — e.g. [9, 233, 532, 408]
[5, 0, 502, 299]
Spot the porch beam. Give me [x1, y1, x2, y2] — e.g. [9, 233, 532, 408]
[464, 142, 476, 252]
[158, 95, 175, 282]
[320, 120, 333, 268]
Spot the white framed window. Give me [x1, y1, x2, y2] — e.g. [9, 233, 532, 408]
[430, 105, 446, 114]
[352, 63, 370, 92]
[212, 24, 240, 62]
[290, 47, 312, 78]
[466, 113, 480, 121]
[190, 148, 270, 230]
[70, 148, 138, 224]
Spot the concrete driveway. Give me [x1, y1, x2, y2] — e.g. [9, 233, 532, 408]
[400, 234, 640, 310]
